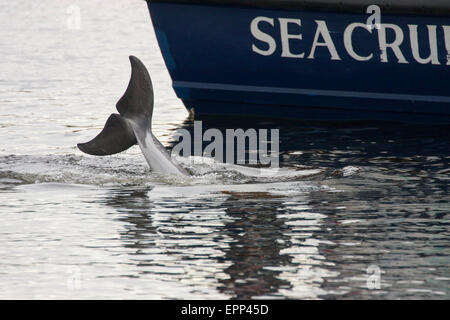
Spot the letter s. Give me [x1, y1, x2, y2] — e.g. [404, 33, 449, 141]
[251, 17, 276, 56]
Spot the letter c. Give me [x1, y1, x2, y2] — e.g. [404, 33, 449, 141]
[344, 23, 373, 61]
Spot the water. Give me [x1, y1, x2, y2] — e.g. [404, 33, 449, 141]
[0, 0, 449, 299]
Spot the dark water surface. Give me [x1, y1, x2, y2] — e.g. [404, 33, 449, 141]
[0, 0, 449, 299]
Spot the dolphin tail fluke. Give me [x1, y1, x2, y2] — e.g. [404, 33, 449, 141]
[77, 55, 151, 157]
[77, 56, 186, 175]
[116, 55, 154, 125]
[77, 113, 137, 156]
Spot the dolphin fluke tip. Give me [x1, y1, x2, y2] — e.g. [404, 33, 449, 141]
[77, 142, 92, 155]
[77, 113, 137, 156]
[128, 55, 140, 63]
[116, 56, 154, 122]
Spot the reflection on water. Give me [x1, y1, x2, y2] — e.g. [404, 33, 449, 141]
[101, 182, 337, 299]
[0, 0, 449, 299]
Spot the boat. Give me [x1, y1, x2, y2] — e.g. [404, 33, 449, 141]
[145, 0, 450, 123]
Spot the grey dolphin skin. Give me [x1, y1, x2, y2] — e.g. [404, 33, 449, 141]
[78, 56, 188, 176]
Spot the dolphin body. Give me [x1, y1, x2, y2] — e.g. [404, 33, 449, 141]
[78, 56, 188, 176]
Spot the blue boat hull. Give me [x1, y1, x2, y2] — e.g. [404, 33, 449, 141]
[147, 2, 450, 122]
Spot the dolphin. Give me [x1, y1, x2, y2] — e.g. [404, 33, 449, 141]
[77, 56, 188, 176]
